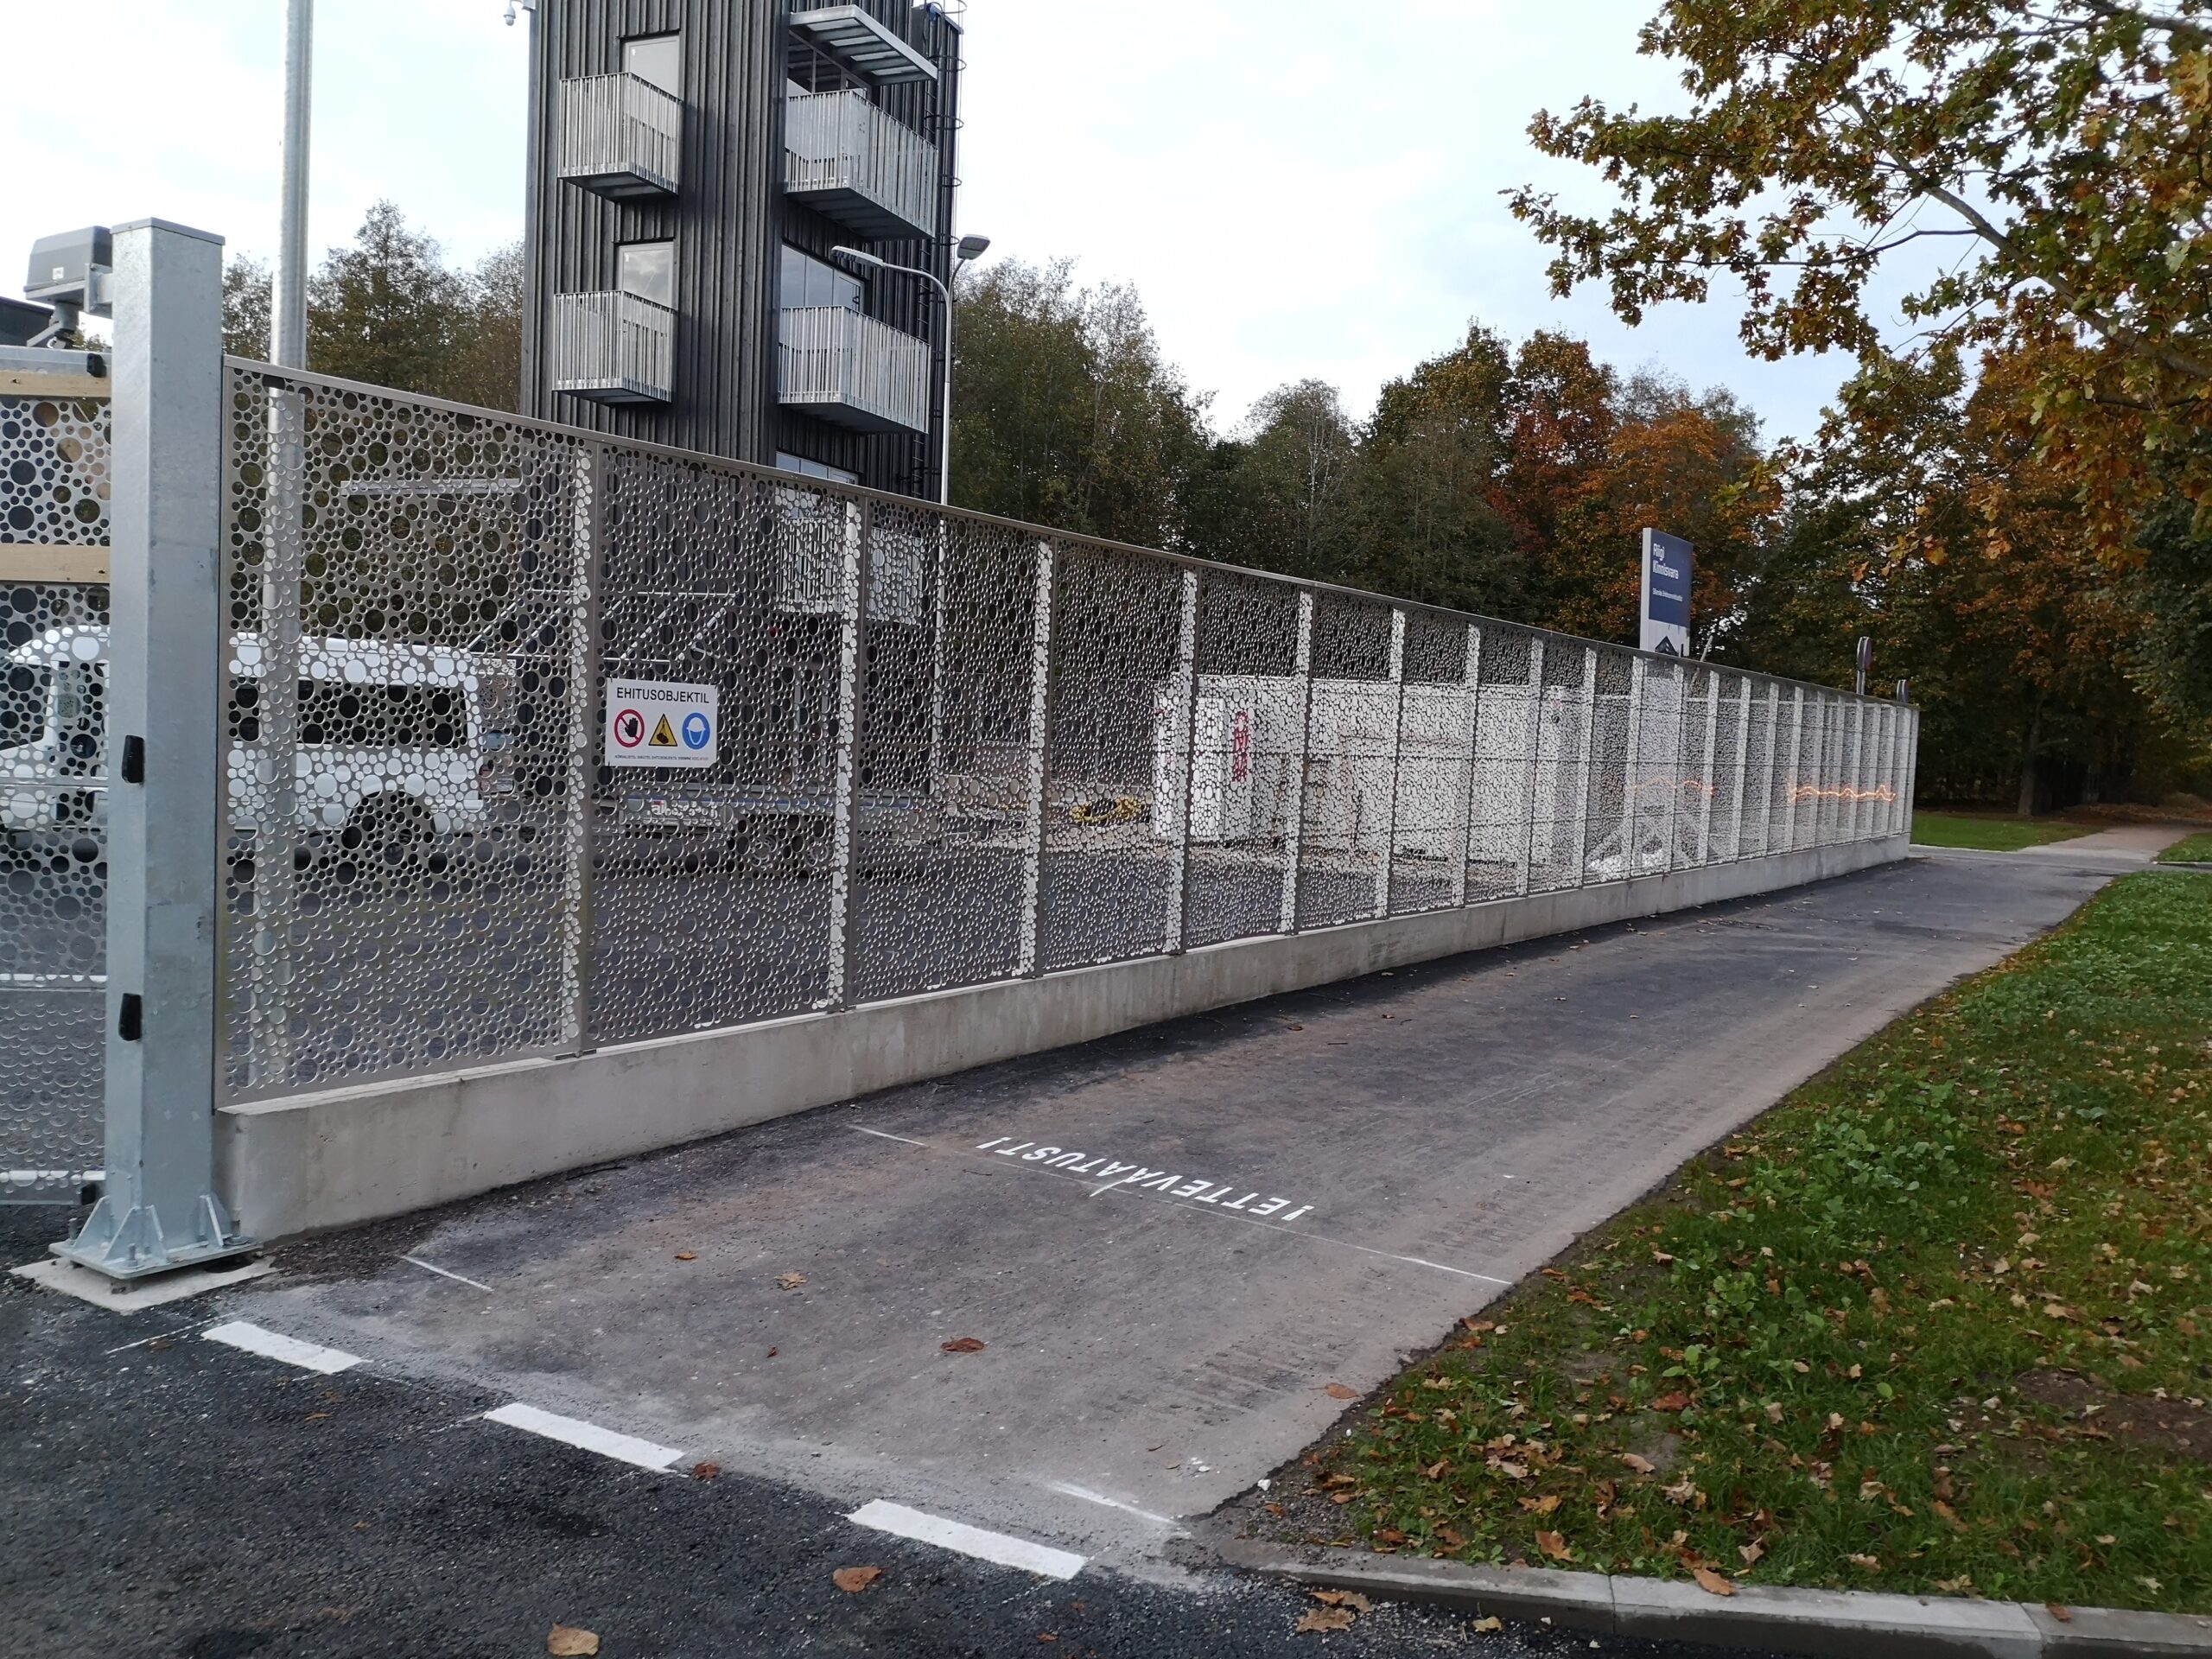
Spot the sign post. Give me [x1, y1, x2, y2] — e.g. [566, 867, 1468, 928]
[1639, 530, 1693, 657]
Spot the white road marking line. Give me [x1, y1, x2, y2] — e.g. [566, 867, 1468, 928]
[398, 1254, 495, 1293]
[203, 1320, 362, 1375]
[1044, 1481, 1182, 1530]
[105, 1314, 226, 1356]
[849, 1127, 930, 1147]
[482, 1402, 683, 1471]
[848, 1499, 1086, 1580]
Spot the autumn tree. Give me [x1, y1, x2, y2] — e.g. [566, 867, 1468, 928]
[1510, 0, 2212, 550]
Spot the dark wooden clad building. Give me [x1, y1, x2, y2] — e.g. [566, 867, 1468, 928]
[519, 0, 963, 499]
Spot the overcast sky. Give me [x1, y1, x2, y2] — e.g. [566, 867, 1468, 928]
[3, 0, 1885, 444]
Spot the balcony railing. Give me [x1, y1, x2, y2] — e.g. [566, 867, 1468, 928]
[559, 73, 682, 199]
[778, 306, 931, 435]
[787, 2, 939, 85]
[785, 89, 938, 241]
[549, 291, 676, 405]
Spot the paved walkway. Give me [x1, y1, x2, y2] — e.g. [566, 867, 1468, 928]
[1916, 821, 2196, 872]
[192, 852, 2110, 1580]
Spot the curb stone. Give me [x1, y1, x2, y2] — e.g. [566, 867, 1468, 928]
[1212, 1541, 2212, 1659]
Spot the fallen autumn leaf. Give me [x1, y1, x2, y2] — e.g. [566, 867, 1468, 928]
[1324, 1383, 1359, 1401]
[776, 1272, 806, 1291]
[1691, 1566, 1737, 1599]
[833, 1567, 882, 1593]
[1535, 1530, 1571, 1561]
[547, 1626, 601, 1657]
[1294, 1607, 1356, 1633]
[1619, 1452, 1656, 1475]
[690, 1462, 721, 1482]
[941, 1337, 987, 1354]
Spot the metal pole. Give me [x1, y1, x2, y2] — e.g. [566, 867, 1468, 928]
[562, 446, 605, 1053]
[1619, 657, 1644, 876]
[1847, 699, 1868, 842]
[1781, 687, 1806, 853]
[1727, 677, 1753, 860]
[1662, 661, 1690, 874]
[272, 0, 315, 369]
[1695, 669, 1721, 864]
[1377, 608, 1408, 918]
[1567, 645, 1596, 887]
[55, 219, 255, 1281]
[246, 382, 305, 1094]
[1757, 682, 1782, 855]
[1164, 569, 1202, 955]
[1516, 637, 1547, 897]
[1279, 589, 1316, 933]
[1451, 624, 1484, 907]
[1017, 540, 1056, 977]
[823, 499, 873, 1009]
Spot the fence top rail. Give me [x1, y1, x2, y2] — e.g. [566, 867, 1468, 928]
[220, 355, 1910, 711]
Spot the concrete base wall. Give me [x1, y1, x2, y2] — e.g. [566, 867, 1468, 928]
[219, 836, 1910, 1239]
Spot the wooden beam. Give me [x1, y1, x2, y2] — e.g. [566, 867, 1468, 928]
[0, 544, 111, 582]
[0, 369, 111, 401]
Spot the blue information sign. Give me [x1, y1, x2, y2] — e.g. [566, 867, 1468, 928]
[1641, 530, 1694, 656]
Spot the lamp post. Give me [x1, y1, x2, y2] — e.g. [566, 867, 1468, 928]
[271, 0, 315, 369]
[831, 233, 990, 505]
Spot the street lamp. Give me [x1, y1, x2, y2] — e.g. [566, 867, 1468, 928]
[831, 234, 991, 506]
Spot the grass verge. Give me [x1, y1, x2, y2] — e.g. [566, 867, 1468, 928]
[1287, 874, 2211, 1612]
[2158, 832, 2212, 866]
[1912, 811, 2095, 852]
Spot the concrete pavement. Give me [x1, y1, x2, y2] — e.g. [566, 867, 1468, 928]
[165, 852, 2110, 1582]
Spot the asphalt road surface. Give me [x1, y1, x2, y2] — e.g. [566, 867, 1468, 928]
[3, 852, 2112, 1656]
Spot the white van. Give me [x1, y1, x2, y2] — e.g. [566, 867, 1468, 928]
[1, 626, 518, 847]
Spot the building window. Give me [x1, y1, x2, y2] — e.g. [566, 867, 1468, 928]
[619, 241, 675, 308]
[779, 245, 862, 313]
[775, 451, 859, 484]
[622, 34, 682, 96]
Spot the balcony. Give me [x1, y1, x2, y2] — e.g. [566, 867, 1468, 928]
[785, 89, 938, 241]
[559, 73, 682, 200]
[788, 2, 938, 85]
[549, 291, 676, 405]
[778, 306, 931, 435]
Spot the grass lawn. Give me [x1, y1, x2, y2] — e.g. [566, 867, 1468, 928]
[2159, 833, 2212, 866]
[1286, 874, 2211, 1611]
[1913, 811, 2096, 852]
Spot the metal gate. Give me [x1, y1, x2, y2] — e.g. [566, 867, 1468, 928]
[0, 361, 111, 1202]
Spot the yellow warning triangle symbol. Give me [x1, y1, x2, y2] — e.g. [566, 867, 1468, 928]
[650, 714, 678, 747]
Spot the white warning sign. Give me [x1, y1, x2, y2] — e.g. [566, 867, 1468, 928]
[605, 679, 719, 770]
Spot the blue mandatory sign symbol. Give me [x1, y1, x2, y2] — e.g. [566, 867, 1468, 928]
[681, 710, 713, 751]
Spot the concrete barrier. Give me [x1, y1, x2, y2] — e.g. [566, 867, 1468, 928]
[217, 834, 1910, 1239]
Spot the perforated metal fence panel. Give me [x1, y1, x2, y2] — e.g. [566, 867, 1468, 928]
[188, 362, 1919, 1111]
[1, 379, 111, 1200]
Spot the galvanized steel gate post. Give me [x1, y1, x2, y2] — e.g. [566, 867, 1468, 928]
[1278, 590, 1316, 933]
[1018, 539, 1057, 978]
[824, 499, 874, 1010]
[1164, 568, 1202, 955]
[54, 220, 256, 1281]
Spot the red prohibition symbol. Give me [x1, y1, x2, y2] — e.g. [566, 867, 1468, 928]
[613, 708, 646, 749]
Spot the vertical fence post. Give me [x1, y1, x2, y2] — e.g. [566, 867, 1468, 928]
[1780, 687, 1807, 852]
[1662, 662, 1691, 874]
[245, 375, 306, 1095]
[1696, 670, 1722, 863]
[1018, 539, 1057, 977]
[55, 219, 255, 1280]
[823, 499, 873, 1010]
[1726, 677, 1753, 859]
[1758, 682, 1783, 855]
[1567, 646, 1597, 887]
[1904, 707, 1923, 836]
[1847, 699, 1868, 842]
[561, 446, 604, 1053]
[1280, 589, 1316, 933]
[1164, 567, 1200, 955]
[1619, 657, 1645, 875]
[1887, 702, 1909, 836]
[1377, 607, 1408, 918]
[1452, 624, 1484, 907]
[1516, 637, 1547, 896]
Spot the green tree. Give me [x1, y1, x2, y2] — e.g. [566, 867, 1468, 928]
[223, 257, 271, 359]
[305, 200, 468, 396]
[949, 259, 1211, 550]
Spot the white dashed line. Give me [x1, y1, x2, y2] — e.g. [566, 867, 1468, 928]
[1044, 1482, 1182, 1530]
[398, 1254, 495, 1293]
[849, 1127, 929, 1147]
[848, 1499, 1087, 1580]
[202, 1320, 362, 1376]
[482, 1402, 684, 1472]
